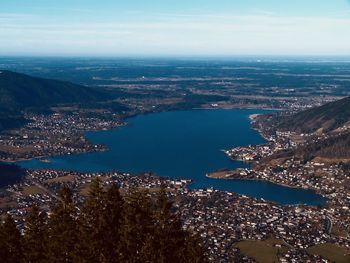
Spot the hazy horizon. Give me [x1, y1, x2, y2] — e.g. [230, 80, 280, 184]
[1, 0, 350, 56]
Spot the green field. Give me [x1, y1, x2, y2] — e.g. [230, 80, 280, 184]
[236, 239, 285, 263]
[307, 243, 350, 263]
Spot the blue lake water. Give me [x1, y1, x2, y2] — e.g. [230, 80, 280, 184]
[18, 109, 326, 206]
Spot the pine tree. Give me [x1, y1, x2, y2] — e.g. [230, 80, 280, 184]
[120, 189, 155, 263]
[0, 215, 23, 263]
[0, 182, 208, 263]
[46, 186, 78, 263]
[138, 233, 158, 263]
[101, 183, 124, 263]
[74, 177, 106, 263]
[152, 185, 187, 263]
[183, 233, 208, 263]
[23, 205, 47, 263]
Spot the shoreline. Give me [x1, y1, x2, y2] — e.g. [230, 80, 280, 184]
[207, 173, 306, 191]
[1, 107, 329, 206]
[1, 147, 108, 164]
[195, 106, 281, 111]
[211, 112, 329, 202]
[206, 173, 328, 201]
[2, 106, 275, 164]
[249, 113, 261, 121]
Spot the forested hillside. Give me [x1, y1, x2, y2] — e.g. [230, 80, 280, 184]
[264, 132, 350, 163]
[0, 70, 108, 111]
[0, 70, 112, 131]
[278, 96, 350, 133]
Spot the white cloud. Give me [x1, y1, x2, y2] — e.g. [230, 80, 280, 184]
[0, 13, 350, 56]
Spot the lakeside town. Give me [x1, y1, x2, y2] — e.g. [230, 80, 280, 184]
[1, 0, 350, 260]
[209, 114, 350, 259]
[1, 168, 348, 262]
[0, 93, 338, 163]
[0, 96, 349, 261]
[0, 63, 349, 262]
[0, 112, 123, 162]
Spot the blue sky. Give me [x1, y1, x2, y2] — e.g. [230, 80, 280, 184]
[1, 0, 350, 56]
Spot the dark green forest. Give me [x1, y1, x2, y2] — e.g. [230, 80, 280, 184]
[0, 70, 111, 132]
[0, 179, 207, 263]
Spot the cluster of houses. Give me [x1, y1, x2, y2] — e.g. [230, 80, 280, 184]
[2, 167, 348, 262]
[0, 112, 123, 162]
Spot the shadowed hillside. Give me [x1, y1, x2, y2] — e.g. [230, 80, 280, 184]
[0, 70, 108, 111]
[264, 97, 350, 163]
[0, 70, 112, 131]
[264, 132, 350, 164]
[278, 96, 350, 133]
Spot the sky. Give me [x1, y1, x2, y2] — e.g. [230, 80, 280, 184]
[1, 0, 350, 56]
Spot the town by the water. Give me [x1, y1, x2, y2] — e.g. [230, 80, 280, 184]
[1, 93, 349, 262]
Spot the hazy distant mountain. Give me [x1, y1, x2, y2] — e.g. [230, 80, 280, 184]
[279, 96, 350, 133]
[0, 70, 110, 131]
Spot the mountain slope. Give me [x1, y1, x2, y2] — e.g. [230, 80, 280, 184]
[278, 96, 350, 133]
[0, 70, 108, 112]
[0, 70, 114, 131]
[264, 131, 350, 163]
[270, 96, 350, 163]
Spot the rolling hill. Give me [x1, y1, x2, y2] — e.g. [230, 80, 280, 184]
[264, 131, 350, 164]
[278, 96, 350, 133]
[0, 70, 109, 111]
[0, 70, 112, 131]
[269, 96, 350, 163]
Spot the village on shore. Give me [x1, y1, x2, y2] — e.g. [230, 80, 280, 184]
[2, 168, 347, 262]
[0, 99, 349, 262]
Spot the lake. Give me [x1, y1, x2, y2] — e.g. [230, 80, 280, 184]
[18, 109, 326, 205]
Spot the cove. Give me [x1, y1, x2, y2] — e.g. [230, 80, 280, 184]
[18, 109, 326, 206]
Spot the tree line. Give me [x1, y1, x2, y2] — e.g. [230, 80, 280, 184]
[0, 178, 207, 263]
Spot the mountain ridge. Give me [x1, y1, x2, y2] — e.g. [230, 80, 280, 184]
[0, 70, 109, 111]
[278, 96, 350, 133]
[0, 70, 115, 131]
[269, 96, 350, 163]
